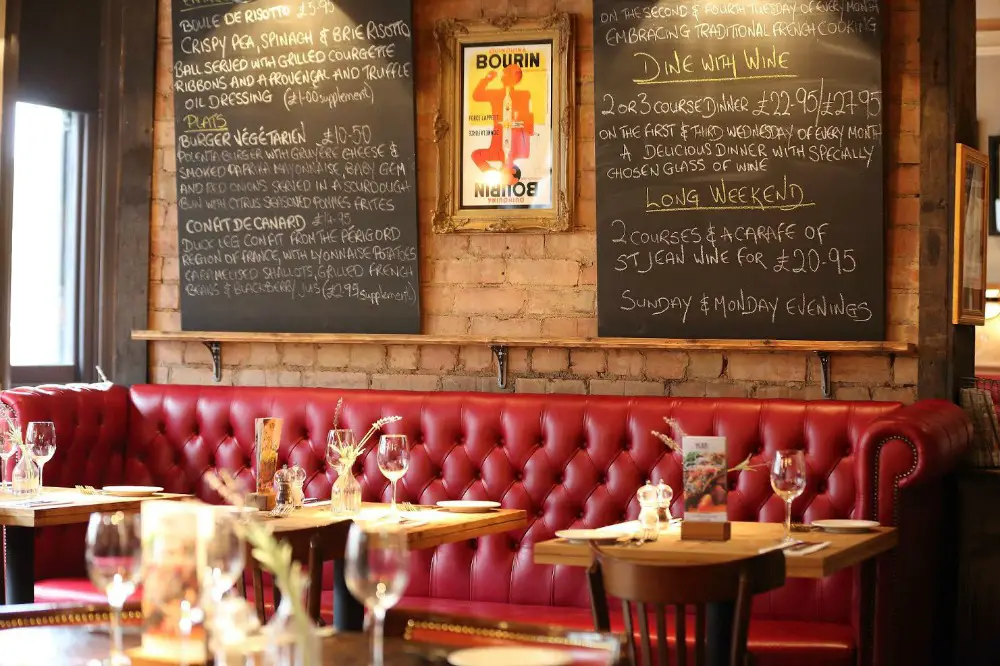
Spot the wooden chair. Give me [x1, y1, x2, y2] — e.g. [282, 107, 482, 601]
[305, 521, 350, 624]
[385, 607, 629, 665]
[591, 547, 786, 666]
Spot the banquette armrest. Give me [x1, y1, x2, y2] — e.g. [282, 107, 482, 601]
[0, 383, 130, 483]
[855, 399, 972, 525]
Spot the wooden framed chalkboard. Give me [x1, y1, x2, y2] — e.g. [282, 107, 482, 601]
[171, 0, 420, 334]
[593, 0, 884, 341]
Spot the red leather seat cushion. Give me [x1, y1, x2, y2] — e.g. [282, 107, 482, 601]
[398, 598, 855, 666]
[35, 579, 141, 605]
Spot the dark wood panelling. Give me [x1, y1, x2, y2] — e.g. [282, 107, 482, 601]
[0, 0, 20, 391]
[17, 0, 99, 111]
[95, 0, 154, 386]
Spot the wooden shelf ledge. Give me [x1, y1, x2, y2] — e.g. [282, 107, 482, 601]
[132, 330, 915, 399]
[131, 330, 915, 354]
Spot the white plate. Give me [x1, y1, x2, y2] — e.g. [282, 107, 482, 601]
[448, 647, 572, 666]
[555, 528, 630, 545]
[811, 519, 880, 534]
[436, 500, 501, 514]
[101, 486, 164, 498]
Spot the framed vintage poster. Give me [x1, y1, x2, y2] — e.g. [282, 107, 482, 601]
[433, 14, 574, 233]
[954, 144, 990, 325]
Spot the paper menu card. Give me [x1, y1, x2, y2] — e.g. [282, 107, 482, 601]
[254, 417, 282, 494]
[141, 500, 213, 662]
[682, 436, 728, 523]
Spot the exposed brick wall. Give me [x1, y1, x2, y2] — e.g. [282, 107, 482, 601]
[148, 0, 921, 402]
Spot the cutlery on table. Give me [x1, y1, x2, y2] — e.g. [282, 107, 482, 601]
[269, 504, 294, 518]
[785, 541, 832, 556]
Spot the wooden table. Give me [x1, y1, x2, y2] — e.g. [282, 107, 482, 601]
[263, 503, 527, 632]
[0, 626, 438, 666]
[0, 487, 188, 605]
[0, 624, 617, 665]
[534, 521, 897, 666]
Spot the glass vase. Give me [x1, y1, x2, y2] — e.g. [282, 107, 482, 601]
[11, 446, 39, 497]
[331, 458, 362, 516]
[263, 592, 322, 666]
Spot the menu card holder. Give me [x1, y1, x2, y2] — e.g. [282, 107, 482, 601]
[245, 417, 282, 510]
[680, 436, 731, 542]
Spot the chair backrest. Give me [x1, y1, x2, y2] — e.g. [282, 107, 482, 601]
[594, 549, 786, 666]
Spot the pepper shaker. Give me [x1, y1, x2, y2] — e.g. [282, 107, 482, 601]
[656, 480, 673, 522]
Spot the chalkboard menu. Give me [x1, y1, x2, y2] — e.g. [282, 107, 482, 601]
[171, 0, 420, 333]
[593, 0, 884, 340]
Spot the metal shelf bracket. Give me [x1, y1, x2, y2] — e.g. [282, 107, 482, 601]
[490, 344, 509, 389]
[204, 342, 222, 383]
[816, 351, 832, 399]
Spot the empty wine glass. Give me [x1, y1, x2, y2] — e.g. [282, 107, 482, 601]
[204, 509, 245, 605]
[26, 422, 55, 489]
[377, 434, 409, 517]
[0, 423, 17, 492]
[326, 429, 357, 468]
[86, 511, 142, 666]
[345, 521, 410, 666]
[770, 449, 807, 543]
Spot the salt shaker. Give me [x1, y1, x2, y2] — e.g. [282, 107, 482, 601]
[636, 480, 660, 542]
[287, 464, 306, 507]
[656, 480, 673, 522]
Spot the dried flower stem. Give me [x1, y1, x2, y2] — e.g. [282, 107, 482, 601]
[652, 417, 765, 472]
[0, 404, 22, 448]
[205, 472, 313, 642]
[328, 415, 402, 463]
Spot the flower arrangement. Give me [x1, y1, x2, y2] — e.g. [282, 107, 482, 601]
[327, 398, 402, 468]
[205, 471, 317, 661]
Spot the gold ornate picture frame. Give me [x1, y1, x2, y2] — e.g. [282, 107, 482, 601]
[433, 14, 575, 234]
[954, 143, 990, 326]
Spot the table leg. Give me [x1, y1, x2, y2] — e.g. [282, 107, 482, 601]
[333, 559, 364, 632]
[706, 600, 735, 666]
[587, 561, 611, 632]
[858, 558, 877, 666]
[4, 527, 34, 604]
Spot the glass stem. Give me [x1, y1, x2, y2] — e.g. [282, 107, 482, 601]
[372, 605, 386, 666]
[390, 480, 397, 511]
[110, 602, 124, 660]
[37, 463, 42, 490]
[784, 499, 792, 541]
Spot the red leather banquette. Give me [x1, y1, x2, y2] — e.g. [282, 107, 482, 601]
[0, 383, 970, 666]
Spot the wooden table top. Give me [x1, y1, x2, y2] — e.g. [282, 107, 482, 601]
[0, 488, 189, 528]
[265, 503, 527, 551]
[533, 521, 898, 579]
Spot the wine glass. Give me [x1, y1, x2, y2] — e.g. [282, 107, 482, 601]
[26, 422, 55, 490]
[326, 429, 357, 469]
[204, 509, 245, 605]
[377, 435, 409, 517]
[770, 449, 807, 543]
[0, 423, 17, 492]
[344, 521, 410, 666]
[86, 511, 142, 666]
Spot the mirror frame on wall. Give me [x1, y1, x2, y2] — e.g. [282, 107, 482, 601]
[990, 135, 999, 236]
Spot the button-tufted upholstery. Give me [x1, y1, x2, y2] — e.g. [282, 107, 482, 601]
[0, 383, 970, 666]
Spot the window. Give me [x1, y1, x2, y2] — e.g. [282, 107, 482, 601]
[7, 101, 90, 385]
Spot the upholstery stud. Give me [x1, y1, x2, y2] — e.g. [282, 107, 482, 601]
[729, 480, 738, 491]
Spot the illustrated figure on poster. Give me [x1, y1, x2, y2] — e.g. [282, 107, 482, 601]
[471, 64, 534, 186]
